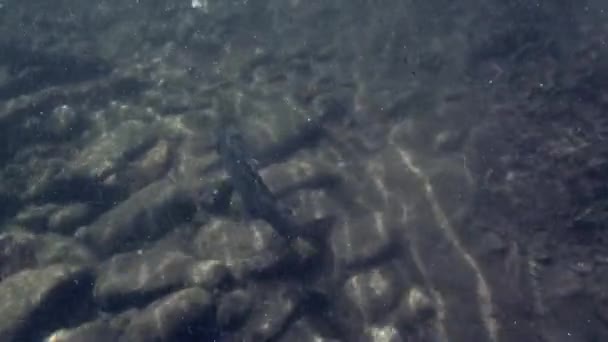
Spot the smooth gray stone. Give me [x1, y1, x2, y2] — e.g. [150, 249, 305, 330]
[185, 259, 231, 290]
[13, 203, 59, 232]
[44, 319, 122, 342]
[280, 318, 341, 342]
[194, 218, 289, 279]
[343, 265, 404, 324]
[331, 210, 396, 269]
[44, 309, 136, 342]
[364, 324, 405, 342]
[0, 231, 37, 281]
[121, 287, 214, 342]
[0, 231, 96, 281]
[243, 284, 302, 342]
[94, 249, 196, 310]
[0, 264, 94, 342]
[48, 202, 93, 235]
[75, 178, 195, 256]
[217, 289, 253, 329]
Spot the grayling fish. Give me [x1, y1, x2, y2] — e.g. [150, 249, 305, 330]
[215, 124, 339, 321]
[215, 125, 300, 241]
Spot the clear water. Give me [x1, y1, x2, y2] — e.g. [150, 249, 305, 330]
[0, 1, 607, 341]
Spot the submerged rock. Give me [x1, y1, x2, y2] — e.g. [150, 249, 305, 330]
[70, 120, 158, 181]
[242, 284, 303, 341]
[215, 282, 321, 341]
[47, 203, 93, 235]
[114, 139, 175, 193]
[331, 211, 397, 269]
[280, 318, 341, 342]
[45, 309, 136, 342]
[94, 249, 196, 311]
[0, 231, 37, 281]
[186, 259, 231, 290]
[216, 289, 254, 330]
[364, 324, 404, 342]
[75, 178, 195, 256]
[0, 231, 96, 281]
[32, 233, 97, 266]
[121, 287, 215, 342]
[13, 203, 59, 232]
[396, 286, 436, 329]
[343, 265, 404, 324]
[0, 264, 94, 342]
[45, 319, 123, 342]
[194, 218, 289, 279]
[48, 285, 218, 342]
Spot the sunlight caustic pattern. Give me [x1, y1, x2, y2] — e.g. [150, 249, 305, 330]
[395, 146, 499, 342]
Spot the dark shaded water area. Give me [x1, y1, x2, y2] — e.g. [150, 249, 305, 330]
[1, 1, 608, 341]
